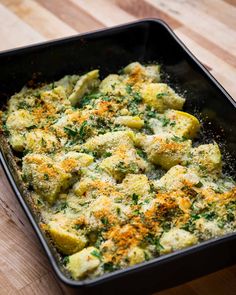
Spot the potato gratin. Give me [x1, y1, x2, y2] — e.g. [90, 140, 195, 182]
[1, 62, 236, 280]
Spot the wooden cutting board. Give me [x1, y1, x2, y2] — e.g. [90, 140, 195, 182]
[0, 1, 235, 294]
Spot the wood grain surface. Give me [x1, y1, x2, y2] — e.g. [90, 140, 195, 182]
[0, 0, 236, 294]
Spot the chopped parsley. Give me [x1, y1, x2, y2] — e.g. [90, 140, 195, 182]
[115, 161, 139, 175]
[103, 262, 117, 272]
[202, 211, 217, 221]
[145, 106, 156, 118]
[43, 173, 49, 180]
[114, 197, 122, 203]
[18, 101, 29, 109]
[156, 92, 168, 99]
[91, 249, 102, 260]
[55, 201, 68, 213]
[126, 84, 132, 94]
[103, 151, 112, 158]
[64, 121, 88, 142]
[73, 224, 84, 230]
[2, 123, 9, 135]
[126, 84, 142, 103]
[227, 212, 234, 222]
[162, 221, 171, 231]
[64, 126, 78, 137]
[37, 198, 44, 206]
[80, 93, 102, 106]
[136, 149, 147, 159]
[34, 91, 41, 98]
[132, 193, 139, 205]
[78, 121, 88, 139]
[144, 234, 164, 253]
[116, 207, 121, 215]
[155, 238, 164, 252]
[101, 217, 109, 225]
[160, 116, 170, 127]
[133, 91, 142, 103]
[195, 181, 203, 188]
[102, 96, 111, 101]
[181, 220, 196, 233]
[132, 209, 140, 215]
[62, 256, 69, 265]
[26, 124, 37, 130]
[190, 213, 201, 221]
[171, 135, 187, 142]
[41, 137, 47, 147]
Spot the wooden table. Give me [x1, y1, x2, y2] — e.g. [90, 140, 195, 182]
[0, 1, 235, 294]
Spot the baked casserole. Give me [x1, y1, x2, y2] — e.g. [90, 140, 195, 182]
[1, 62, 235, 280]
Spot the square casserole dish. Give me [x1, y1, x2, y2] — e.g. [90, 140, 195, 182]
[0, 19, 236, 294]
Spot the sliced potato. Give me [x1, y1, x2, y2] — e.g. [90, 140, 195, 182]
[55, 75, 80, 96]
[153, 165, 200, 192]
[123, 62, 161, 83]
[100, 154, 138, 181]
[69, 70, 99, 106]
[47, 221, 87, 255]
[67, 247, 100, 279]
[169, 110, 200, 138]
[58, 152, 94, 173]
[114, 116, 144, 129]
[82, 130, 135, 154]
[73, 178, 94, 197]
[190, 143, 222, 175]
[99, 74, 126, 96]
[119, 174, 150, 197]
[160, 228, 198, 254]
[127, 246, 146, 266]
[150, 110, 200, 139]
[6, 109, 34, 131]
[22, 154, 71, 204]
[195, 218, 224, 239]
[141, 134, 192, 170]
[9, 132, 25, 152]
[140, 83, 185, 112]
[100, 147, 147, 181]
[25, 129, 60, 153]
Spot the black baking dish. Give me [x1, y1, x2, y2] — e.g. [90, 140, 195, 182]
[0, 19, 236, 295]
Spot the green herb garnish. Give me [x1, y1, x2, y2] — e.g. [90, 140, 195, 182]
[195, 181, 203, 188]
[43, 173, 49, 180]
[116, 207, 121, 215]
[56, 201, 68, 213]
[103, 262, 117, 272]
[202, 211, 217, 221]
[132, 209, 140, 215]
[156, 92, 168, 98]
[103, 151, 112, 158]
[171, 135, 187, 142]
[101, 217, 109, 225]
[146, 106, 156, 118]
[126, 84, 132, 94]
[160, 116, 170, 127]
[91, 249, 102, 260]
[133, 91, 142, 103]
[73, 224, 83, 230]
[37, 198, 44, 206]
[136, 149, 147, 159]
[62, 256, 69, 265]
[78, 121, 88, 139]
[64, 126, 78, 137]
[132, 193, 139, 205]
